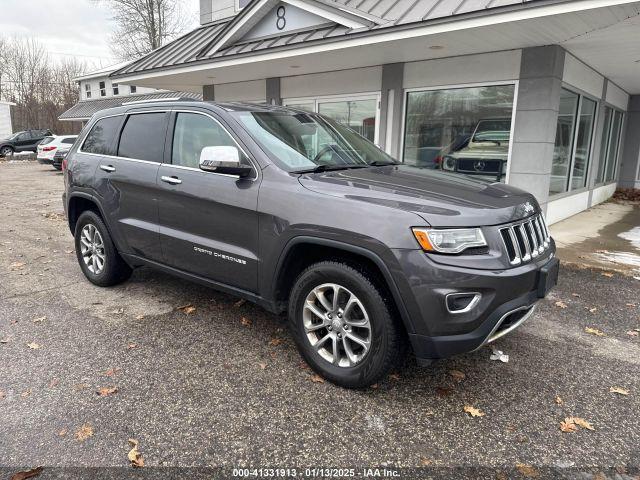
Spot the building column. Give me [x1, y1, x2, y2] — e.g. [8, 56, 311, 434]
[379, 63, 404, 159]
[266, 77, 281, 106]
[618, 96, 640, 189]
[203, 84, 215, 101]
[509, 46, 565, 212]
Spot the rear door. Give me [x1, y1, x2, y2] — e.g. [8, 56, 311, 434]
[156, 109, 260, 292]
[84, 111, 166, 262]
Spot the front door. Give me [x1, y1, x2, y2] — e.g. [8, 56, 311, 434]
[157, 110, 260, 292]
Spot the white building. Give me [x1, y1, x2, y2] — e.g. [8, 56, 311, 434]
[106, 0, 640, 223]
[0, 101, 14, 138]
[59, 62, 202, 124]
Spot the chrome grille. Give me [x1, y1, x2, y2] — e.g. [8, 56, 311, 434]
[499, 214, 551, 265]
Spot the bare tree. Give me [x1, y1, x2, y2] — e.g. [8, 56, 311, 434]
[95, 0, 189, 60]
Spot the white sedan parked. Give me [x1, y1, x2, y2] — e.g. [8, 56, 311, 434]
[37, 135, 78, 167]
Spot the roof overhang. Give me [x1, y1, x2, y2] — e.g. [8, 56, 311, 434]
[113, 0, 640, 94]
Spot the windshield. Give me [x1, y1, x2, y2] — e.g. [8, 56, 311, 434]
[233, 111, 396, 172]
[472, 120, 511, 143]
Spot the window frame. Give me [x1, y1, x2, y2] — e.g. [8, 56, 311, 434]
[112, 83, 119, 96]
[130, 85, 137, 94]
[84, 83, 92, 99]
[595, 104, 625, 186]
[99, 81, 106, 97]
[282, 92, 381, 147]
[400, 80, 519, 182]
[165, 109, 259, 180]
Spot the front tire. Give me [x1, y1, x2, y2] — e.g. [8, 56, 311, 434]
[0, 146, 13, 157]
[74, 211, 132, 287]
[288, 261, 404, 388]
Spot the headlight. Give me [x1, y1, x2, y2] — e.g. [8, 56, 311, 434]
[412, 227, 487, 254]
[443, 156, 456, 171]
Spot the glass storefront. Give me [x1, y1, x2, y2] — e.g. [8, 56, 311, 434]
[598, 108, 624, 183]
[284, 96, 379, 144]
[402, 84, 515, 182]
[550, 89, 598, 195]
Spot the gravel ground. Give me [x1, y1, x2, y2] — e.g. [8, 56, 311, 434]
[0, 162, 639, 479]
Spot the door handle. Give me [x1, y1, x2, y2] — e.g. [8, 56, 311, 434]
[100, 165, 116, 173]
[161, 175, 182, 185]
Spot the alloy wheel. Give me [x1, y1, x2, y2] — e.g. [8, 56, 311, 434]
[303, 283, 372, 367]
[80, 224, 105, 274]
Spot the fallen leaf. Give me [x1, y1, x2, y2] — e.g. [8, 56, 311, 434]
[104, 368, 120, 377]
[96, 386, 118, 397]
[449, 370, 466, 382]
[49, 379, 59, 388]
[177, 304, 196, 314]
[240, 317, 252, 327]
[560, 420, 578, 433]
[388, 373, 401, 381]
[32, 316, 46, 323]
[10, 467, 44, 480]
[27, 342, 41, 350]
[601, 272, 614, 277]
[58, 429, 68, 437]
[571, 293, 581, 298]
[490, 348, 509, 363]
[75, 423, 93, 442]
[370, 383, 379, 389]
[21, 389, 32, 398]
[127, 343, 138, 349]
[127, 439, 144, 468]
[516, 463, 539, 478]
[1, 337, 10, 344]
[463, 405, 485, 417]
[0, 390, 5, 399]
[65, 250, 74, 254]
[298, 361, 311, 371]
[111, 308, 124, 315]
[554, 301, 567, 309]
[9, 261, 26, 270]
[234, 299, 246, 308]
[269, 338, 283, 347]
[587, 307, 597, 313]
[626, 303, 636, 307]
[626, 330, 639, 337]
[585, 327, 605, 336]
[609, 386, 629, 396]
[310, 374, 325, 384]
[420, 458, 432, 466]
[134, 314, 145, 320]
[565, 416, 595, 431]
[555, 395, 564, 405]
[258, 362, 267, 370]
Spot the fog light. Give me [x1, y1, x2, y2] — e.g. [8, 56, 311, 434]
[446, 292, 481, 314]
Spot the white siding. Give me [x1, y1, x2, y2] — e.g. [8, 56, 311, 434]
[0, 103, 12, 138]
[562, 54, 604, 99]
[215, 79, 266, 102]
[403, 50, 521, 89]
[281, 67, 382, 99]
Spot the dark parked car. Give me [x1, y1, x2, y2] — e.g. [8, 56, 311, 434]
[63, 101, 558, 388]
[52, 147, 70, 171]
[0, 129, 53, 157]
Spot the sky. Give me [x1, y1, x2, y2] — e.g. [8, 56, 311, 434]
[0, 0, 200, 71]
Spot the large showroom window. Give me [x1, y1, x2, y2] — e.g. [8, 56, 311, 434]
[549, 89, 598, 195]
[402, 84, 515, 182]
[284, 95, 380, 144]
[596, 106, 624, 184]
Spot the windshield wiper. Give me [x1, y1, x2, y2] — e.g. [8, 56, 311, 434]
[294, 164, 369, 174]
[368, 160, 398, 167]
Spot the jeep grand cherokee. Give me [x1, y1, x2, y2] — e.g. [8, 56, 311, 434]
[63, 100, 558, 388]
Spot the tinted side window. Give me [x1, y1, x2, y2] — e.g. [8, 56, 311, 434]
[172, 112, 242, 169]
[62, 137, 76, 144]
[118, 113, 167, 162]
[82, 116, 122, 155]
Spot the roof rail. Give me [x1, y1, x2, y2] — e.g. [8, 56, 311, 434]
[122, 97, 183, 106]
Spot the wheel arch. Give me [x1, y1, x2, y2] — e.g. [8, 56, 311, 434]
[67, 192, 107, 235]
[272, 237, 416, 334]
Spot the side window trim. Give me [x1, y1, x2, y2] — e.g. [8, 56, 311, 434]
[115, 110, 170, 163]
[167, 108, 258, 179]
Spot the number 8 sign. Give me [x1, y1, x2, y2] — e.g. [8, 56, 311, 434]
[276, 5, 286, 30]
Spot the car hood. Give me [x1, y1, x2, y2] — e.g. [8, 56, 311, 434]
[298, 165, 539, 227]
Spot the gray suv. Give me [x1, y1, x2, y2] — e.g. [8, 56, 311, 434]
[63, 100, 558, 388]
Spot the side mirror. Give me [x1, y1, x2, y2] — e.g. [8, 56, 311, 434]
[199, 146, 252, 178]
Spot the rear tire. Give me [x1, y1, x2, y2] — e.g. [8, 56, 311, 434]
[74, 211, 132, 287]
[288, 261, 404, 388]
[0, 146, 13, 157]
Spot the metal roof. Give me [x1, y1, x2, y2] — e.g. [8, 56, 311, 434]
[58, 92, 203, 121]
[111, 0, 536, 79]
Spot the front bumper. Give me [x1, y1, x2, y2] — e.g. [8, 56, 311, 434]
[393, 246, 558, 362]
